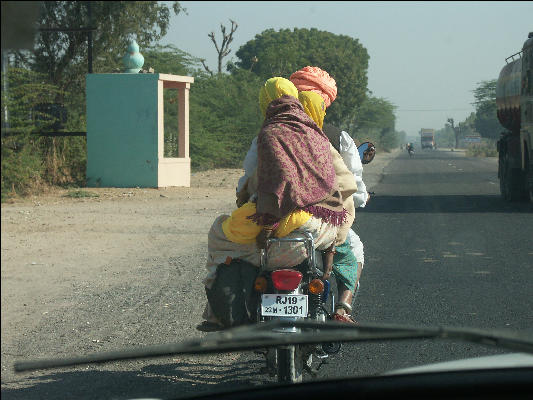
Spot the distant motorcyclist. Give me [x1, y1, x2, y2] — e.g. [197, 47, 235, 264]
[407, 143, 414, 156]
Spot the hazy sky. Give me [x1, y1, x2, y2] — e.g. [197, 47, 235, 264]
[159, 1, 533, 135]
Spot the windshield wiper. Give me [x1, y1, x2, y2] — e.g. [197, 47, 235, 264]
[14, 320, 533, 372]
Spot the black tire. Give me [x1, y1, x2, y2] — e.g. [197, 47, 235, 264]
[277, 345, 303, 383]
[528, 169, 533, 203]
[525, 152, 533, 203]
[500, 153, 528, 201]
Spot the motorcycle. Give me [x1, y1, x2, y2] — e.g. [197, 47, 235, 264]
[254, 232, 339, 383]
[253, 141, 375, 384]
[408, 147, 415, 157]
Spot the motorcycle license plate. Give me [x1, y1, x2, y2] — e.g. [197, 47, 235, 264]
[261, 294, 308, 317]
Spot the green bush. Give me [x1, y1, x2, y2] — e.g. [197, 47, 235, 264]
[1, 131, 44, 201]
[1, 68, 88, 201]
[466, 143, 497, 157]
[189, 69, 264, 170]
[142, 46, 264, 170]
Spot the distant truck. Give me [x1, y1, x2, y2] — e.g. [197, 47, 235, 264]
[420, 128, 435, 149]
[496, 32, 533, 201]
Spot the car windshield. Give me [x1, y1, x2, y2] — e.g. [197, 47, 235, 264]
[1, 2, 533, 400]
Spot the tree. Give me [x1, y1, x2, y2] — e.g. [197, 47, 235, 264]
[447, 118, 460, 148]
[202, 19, 238, 75]
[347, 95, 399, 150]
[143, 44, 202, 76]
[2, 2, 187, 196]
[1, 68, 66, 198]
[235, 28, 369, 126]
[350, 96, 396, 134]
[28, 1, 185, 95]
[472, 79, 500, 140]
[435, 125, 455, 147]
[396, 130, 407, 147]
[188, 69, 264, 169]
[472, 79, 497, 108]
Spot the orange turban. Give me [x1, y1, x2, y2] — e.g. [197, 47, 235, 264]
[290, 66, 337, 108]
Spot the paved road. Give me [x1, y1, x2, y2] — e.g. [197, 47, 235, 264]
[3, 149, 532, 399]
[321, 148, 533, 379]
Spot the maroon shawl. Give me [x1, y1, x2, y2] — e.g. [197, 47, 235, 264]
[254, 95, 337, 221]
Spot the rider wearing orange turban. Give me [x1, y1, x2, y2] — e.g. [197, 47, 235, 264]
[290, 66, 338, 108]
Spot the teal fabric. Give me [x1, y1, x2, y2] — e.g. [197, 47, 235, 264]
[332, 240, 358, 292]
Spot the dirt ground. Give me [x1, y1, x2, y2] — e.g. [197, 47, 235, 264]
[0, 170, 242, 380]
[0, 152, 398, 397]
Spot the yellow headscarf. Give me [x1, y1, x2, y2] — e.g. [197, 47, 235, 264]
[259, 77, 299, 116]
[222, 202, 312, 244]
[298, 90, 326, 129]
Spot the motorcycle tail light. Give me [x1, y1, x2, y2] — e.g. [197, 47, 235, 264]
[254, 276, 268, 292]
[308, 279, 324, 294]
[271, 269, 303, 291]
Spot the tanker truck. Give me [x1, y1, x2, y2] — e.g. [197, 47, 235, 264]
[496, 32, 533, 201]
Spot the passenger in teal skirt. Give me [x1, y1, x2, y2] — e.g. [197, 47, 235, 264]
[322, 126, 372, 324]
[330, 239, 359, 323]
[332, 240, 358, 293]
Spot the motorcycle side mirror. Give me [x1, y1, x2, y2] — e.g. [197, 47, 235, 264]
[358, 142, 376, 164]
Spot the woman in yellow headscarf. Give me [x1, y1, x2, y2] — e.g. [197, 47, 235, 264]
[258, 77, 299, 116]
[223, 89, 329, 245]
[235, 76, 299, 207]
[298, 90, 326, 129]
[225, 88, 348, 245]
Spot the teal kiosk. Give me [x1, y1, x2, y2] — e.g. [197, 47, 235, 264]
[86, 55, 194, 188]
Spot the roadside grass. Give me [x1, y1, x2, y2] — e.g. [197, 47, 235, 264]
[466, 144, 497, 157]
[64, 190, 99, 198]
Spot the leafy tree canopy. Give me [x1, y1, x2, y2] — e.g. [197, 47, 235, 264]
[143, 44, 202, 76]
[471, 79, 500, 140]
[26, 1, 185, 92]
[435, 125, 456, 147]
[188, 69, 264, 169]
[472, 79, 497, 108]
[344, 95, 401, 151]
[1, 68, 72, 197]
[350, 96, 396, 134]
[234, 28, 369, 126]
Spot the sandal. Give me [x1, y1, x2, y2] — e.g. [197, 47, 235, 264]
[333, 301, 357, 324]
[333, 312, 357, 324]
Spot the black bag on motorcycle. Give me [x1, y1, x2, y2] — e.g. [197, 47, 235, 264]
[205, 259, 259, 328]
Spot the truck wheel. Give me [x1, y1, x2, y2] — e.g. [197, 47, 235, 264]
[500, 153, 528, 201]
[528, 172, 533, 203]
[526, 155, 533, 202]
